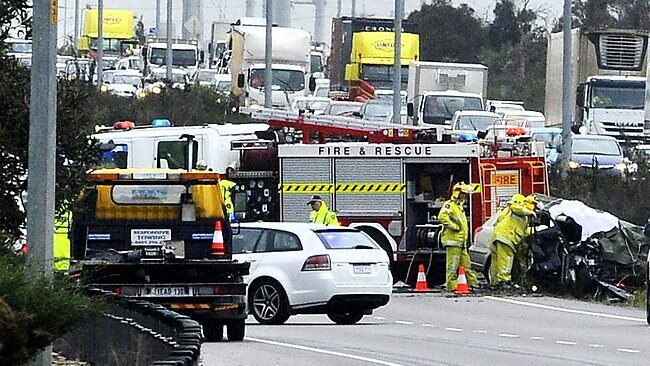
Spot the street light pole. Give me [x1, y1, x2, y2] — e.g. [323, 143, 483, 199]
[264, 0, 273, 108]
[560, 0, 573, 165]
[97, 0, 103, 88]
[166, 0, 173, 80]
[392, 0, 403, 124]
[74, 0, 79, 50]
[26, 0, 58, 364]
[156, 0, 161, 37]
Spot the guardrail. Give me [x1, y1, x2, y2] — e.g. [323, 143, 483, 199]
[55, 288, 203, 366]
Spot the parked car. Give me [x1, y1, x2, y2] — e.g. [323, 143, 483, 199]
[355, 100, 392, 122]
[291, 96, 331, 115]
[192, 69, 221, 86]
[531, 127, 563, 167]
[232, 223, 392, 325]
[449, 110, 501, 141]
[101, 70, 142, 98]
[501, 110, 546, 128]
[323, 101, 363, 116]
[567, 134, 628, 176]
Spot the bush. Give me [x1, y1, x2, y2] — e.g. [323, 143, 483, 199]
[0, 247, 101, 365]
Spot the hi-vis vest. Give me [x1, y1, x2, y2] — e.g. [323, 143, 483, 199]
[54, 211, 71, 272]
[220, 179, 237, 221]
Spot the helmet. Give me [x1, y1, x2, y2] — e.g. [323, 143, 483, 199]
[196, 160, 208, 171]
[451, 182, 472, 199]
[525, 194, 544, 210]
[508, 193, 526, 206]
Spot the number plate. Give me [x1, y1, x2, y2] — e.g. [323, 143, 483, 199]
[131, 229, 172, 246]
[142, 287, 188, 297]
[353, 264, 372, 274]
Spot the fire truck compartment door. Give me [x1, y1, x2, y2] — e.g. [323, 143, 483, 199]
[334, 158, 403, 217]
[280, 157, 332, 222]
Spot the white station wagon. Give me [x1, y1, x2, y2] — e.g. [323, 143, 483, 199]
[232, 223, 392, 325]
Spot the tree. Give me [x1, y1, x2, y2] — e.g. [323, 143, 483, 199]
[489, 0, 521, 49]
[0, 0, 31, 41]
[407, 0, 486, 63]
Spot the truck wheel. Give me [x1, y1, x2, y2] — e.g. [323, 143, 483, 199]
[249, 279, 290, 325]
[203, 321, 223, 342]
[227, 319, 246, 341]
[326, 310, 364, 325]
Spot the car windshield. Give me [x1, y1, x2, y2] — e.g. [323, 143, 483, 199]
[153, 71, 186, 83]
[589, 81, 645, 109]
[9, 41, 32, 53]
[532, 132, 562, 148]
[455, 115, 500, 131]
[310, 53, 323, 73]
[216, 80, 230, 91]
[572, 138, 621, 156]
[423, 96, 483, 124]
[329, 103, 361, 115]
[315, 230, 379, 250]
[364, 103, 392, 118]
[113, 75, 141, 85]
[361, 65, 408, 90]
[149, 48, 197, 67]
[197, 71, 218, 82]
[249, 68, 305, 91]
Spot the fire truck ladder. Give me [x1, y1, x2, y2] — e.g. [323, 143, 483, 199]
[524, 160, 549, 196]
[479, 162, 498, 221]
[242, 108, 443, 144]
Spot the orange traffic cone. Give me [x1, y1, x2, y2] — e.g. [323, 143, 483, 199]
[455, 266, 470, 295]
[414, 264, 429, 292]
[211, 220, 226, 256]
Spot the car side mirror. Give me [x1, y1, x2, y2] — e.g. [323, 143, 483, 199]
[477, 131, 488, 140]
[308, 76, 316, 92]
[237, 73, 245, 88]
[407, 102, 414, 117]
[571, 125, 582, 134]
[199, 51, 205, 63]
[352, 111, 362, 117]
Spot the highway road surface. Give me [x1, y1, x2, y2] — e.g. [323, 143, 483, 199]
[201, 293, 649, 365]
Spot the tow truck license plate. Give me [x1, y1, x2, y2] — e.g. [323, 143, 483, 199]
[143, 287, 188, 296]
[353, 264, 372, 274]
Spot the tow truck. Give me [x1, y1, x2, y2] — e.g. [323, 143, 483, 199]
[228, 108, 549, 286]
[70, 169, 249, 341]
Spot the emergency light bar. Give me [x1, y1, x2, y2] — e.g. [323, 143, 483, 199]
[89, 171, 221, 182]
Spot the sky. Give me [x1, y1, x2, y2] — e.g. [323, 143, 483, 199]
[55, 0, 565, 48]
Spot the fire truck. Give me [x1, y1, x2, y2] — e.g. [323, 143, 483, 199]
[228, 109, 549, 286]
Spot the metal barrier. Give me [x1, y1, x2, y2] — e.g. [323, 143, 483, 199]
[54, 288, 203, 366]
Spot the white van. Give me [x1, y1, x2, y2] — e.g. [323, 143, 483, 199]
[93, 121, 270, 174]
[501, 110, 546, 128]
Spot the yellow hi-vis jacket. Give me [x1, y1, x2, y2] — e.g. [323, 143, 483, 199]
[439, 198, 468, 247]
[491, 203, 535, 250]
[309, 202, 340, 226]
[220, 179, 237, 215]
[53, 211, 71, 272]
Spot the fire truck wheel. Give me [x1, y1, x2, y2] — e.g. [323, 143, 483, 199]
[326, 310, 364, 325]
[227, 319, 246, 341]
[202, 321, 223, 342]
[249, 278, 291, 325]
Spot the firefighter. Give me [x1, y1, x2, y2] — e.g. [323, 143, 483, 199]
[307, 195, 339, 226]
[489, 193, 536, 288]
[439, 182, 478, 292]
[512, 194, 543, 284]
[220, 179, 237, 222]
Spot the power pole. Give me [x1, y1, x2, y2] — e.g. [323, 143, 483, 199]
[337, 0, 342, 17]
[156, 0, 161, 37]
[166, 0, 173, 80]
[392, 0, 403, 124]
[97, 0, 103, 88]
[26, 0, 58, 364]
[560, 0, 573, 165]
[351, 0, 356, 17]
[265, 0, 273, 108]
[313, 0, 325, 44]
[74, 0, 79, 50]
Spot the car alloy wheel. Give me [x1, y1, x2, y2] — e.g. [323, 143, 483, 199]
[250, 279, 290, 325]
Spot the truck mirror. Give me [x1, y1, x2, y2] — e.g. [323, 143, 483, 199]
[407, 102, 414, 117]
[308, 76, 316, 92]
[199, 50, 205, 63]
[141, 47, 148, 57]
[571, 125, 582, 134]
[576, 84, 586, 108]
[237, 73, 245, 88]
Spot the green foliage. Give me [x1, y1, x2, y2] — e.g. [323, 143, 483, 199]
[0, 0, 31, 42]
[0, 249, 101, 365]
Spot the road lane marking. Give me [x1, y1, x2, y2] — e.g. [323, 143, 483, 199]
[445, 327, 463, 332]
[499, 333, 519, 338]
[246, 337, 404, 366]
[556, 341, 577, 345]
[395, 320, 413, 325]
[530, 336, 544, 340]
[617, 348, 640, 353]
[485, 296, 645, 323]
[422, 323, 435, 327]
[589, 344, 604, 348]
[374, 316, 386, 320]
[473, 330, 487, 334]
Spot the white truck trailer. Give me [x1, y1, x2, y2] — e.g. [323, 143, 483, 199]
[227, 22, 312, 109]
[407, 61, 488, 126]
[545, 28, 650, 145]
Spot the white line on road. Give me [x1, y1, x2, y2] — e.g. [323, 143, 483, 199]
[395, 320, 413, 325]
[485, 296, 646, 323]
[246, 337, 404, 366]
[374, 316, 386, 320]
[422, 323, 435, 327]
[617, 348, 640, 353]
[556, 341, 577, 346]
[445, 327, 463, 332]
[473, 330, 487, 334]
[530, 336, 544, 340]
[499, 333, 519, 338]
[589, 344, 604, 348]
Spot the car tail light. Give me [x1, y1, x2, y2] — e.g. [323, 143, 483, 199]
[301, 255, 331, 271]
[112, 287, 122, 295]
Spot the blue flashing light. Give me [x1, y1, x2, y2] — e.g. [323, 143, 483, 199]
[152, 118, 171, 127]
[457, 133, 478, 142]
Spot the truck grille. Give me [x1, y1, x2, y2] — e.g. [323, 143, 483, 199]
[598, 33, 646, 70]
[600, 120, 644, 135]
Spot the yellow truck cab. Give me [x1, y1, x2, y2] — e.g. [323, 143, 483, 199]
[70, 168, 249, 341]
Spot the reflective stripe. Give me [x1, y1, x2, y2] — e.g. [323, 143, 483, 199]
[280, 182, 404, 194]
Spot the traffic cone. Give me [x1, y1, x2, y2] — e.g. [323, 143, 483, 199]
[414, 264, 429, 292]
[455, 266, 470, 295]
[211, 220, 226, 256]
